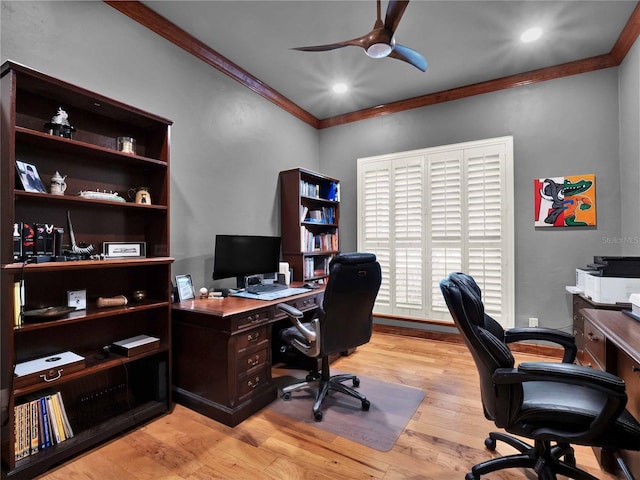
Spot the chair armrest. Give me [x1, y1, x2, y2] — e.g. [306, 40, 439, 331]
[493, 362, 627, 443]
[277, 302, 304, 319]
[505, 327, 577, 363]
[276, 303, 317, 343]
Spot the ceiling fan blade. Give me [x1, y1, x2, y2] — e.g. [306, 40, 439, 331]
[389, 44, 427, 71]
[292, 35, 367, 52]
[384, 0, 410, 34]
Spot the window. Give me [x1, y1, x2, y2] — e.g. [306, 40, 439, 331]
[357, 136, 514, 328]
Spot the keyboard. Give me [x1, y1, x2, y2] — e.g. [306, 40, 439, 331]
[246, 283, 289, 295]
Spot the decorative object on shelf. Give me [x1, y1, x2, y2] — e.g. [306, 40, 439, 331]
[77, 190, 126, 202]
[43, 107, 75, 139]
[199, 287, 209, 299]
[49, 171, 67, 196]
[534, 174, 596, 227]
[175, 274, 195, 302]
[103, 241, 146, 259]
[66, 210, 94, 256]
[67, 289, 87, 310]
[22, 306, 77, 321]
[15, 160, 46, 193]
[13, 351, 85, 389]
[131, 290, 147, 302]
[117, 136, 136, 154]
[96, 295, 128, 308]
[128, 186, 151, 205]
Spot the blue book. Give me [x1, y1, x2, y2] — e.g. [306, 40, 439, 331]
[39, 397, 51, 448]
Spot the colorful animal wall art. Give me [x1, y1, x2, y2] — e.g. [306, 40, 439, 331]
[534, 174, 596, 227]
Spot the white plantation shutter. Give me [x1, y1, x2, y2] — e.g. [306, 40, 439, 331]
[428, 151, 463, 316]
[360, 162, 392, 313]
[358, 137, 514, 328]
[393, 159, 424, 314]
[465, 145, 506, 322]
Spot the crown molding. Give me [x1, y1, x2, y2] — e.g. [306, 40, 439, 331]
[106, 0, 640, 130]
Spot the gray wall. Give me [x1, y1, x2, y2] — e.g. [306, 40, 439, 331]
[1, 1, 320, 291]
[619, 36, 640, 254]
[2, 1, 638, 332]
[319, 68, 633, 331]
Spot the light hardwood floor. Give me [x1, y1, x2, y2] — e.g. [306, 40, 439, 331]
[37, 333, 618, 479]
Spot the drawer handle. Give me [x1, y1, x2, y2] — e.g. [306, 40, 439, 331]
[248, 315, 261, 324]
[247, 332, 260, 342]
[248, 355, 260, 367]
[40, 369, 63, 382]
[247, 376, 260, 389]
[632, 365, 640, 373]
[587, 332, 599, 342]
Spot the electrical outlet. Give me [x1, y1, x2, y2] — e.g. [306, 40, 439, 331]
[528, 317, 539, 327]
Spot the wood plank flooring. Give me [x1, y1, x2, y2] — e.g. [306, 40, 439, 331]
[36, 333, 619, 479]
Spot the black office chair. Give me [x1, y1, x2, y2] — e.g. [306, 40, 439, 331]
[276, 252, 381, 422]
[439, 272, 640, 480]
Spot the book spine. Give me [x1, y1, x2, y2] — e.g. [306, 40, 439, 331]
[56, 392, 74, 438]
[40, 397, 52, 448]
[45, 395, 61, 444]
[50, 394, 66, 442]
[29, 400, 39, 454]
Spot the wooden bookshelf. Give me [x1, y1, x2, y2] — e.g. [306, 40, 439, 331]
[0, 61, 173, 479]
[279, 168, 340, 282]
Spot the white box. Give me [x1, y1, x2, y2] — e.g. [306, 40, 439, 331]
[584, 274, 640, 304]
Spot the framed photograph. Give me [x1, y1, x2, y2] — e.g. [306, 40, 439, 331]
[103, 241, 146, 258]
[175, 274, 195, 302]
[15, 160, 46, 193]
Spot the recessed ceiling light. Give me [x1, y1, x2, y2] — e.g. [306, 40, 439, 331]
[520, 27, 543, 43]
[332, 83, 348, 94]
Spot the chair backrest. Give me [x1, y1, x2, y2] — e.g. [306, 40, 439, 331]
[319, 252, 382, 356]
[439, 272, 517, 424]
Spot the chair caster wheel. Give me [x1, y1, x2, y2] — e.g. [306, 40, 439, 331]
[361, 399, 370, 411]
[484, 436, 497, 450]
[465, 473, 477, 480]
[314, 411, 323, 422]
[564, 452, 576, 466]
[282, 392, 292, 401]
[353, 377, 360, 387]
[305, 374, 316, 381]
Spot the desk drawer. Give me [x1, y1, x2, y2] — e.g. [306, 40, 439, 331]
[235, 325, 269, 354]
[583, 318, 606, 370]
[291, 294, 320, 312]
[237, 347, 269, 374]
[237, 367, 269, 400]
[235, 309, 270, 331]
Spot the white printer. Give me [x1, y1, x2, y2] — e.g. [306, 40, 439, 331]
[578, 256, 640, 304]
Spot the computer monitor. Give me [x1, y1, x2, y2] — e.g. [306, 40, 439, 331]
[212, 235, 281, 287]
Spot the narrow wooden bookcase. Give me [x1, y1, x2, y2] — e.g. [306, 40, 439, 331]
[0, 61, 173, 479]
[280, 168, 340, 283]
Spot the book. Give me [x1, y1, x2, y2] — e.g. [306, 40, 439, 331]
[45, 395, 61, 444]
[29, 400, 39, 455]
[56, 392, 74, 439]
[13, 281, 23, 327]
[50, 393, 66, 443]
[39, 397, 52, 449]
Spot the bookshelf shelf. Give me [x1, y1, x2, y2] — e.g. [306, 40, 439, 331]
[280, 168, 340, 283]
[1, 61, 172, 479]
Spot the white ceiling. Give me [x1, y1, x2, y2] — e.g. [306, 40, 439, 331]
[142, 1, 638, 120]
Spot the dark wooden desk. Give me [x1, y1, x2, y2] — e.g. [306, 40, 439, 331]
[172, 286, 324, 426]
[580, 308, 640, 478]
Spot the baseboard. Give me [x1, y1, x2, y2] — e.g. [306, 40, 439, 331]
[372, 323, 565, 358]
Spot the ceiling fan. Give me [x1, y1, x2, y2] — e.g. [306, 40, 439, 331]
[292, 0, 427, 72]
